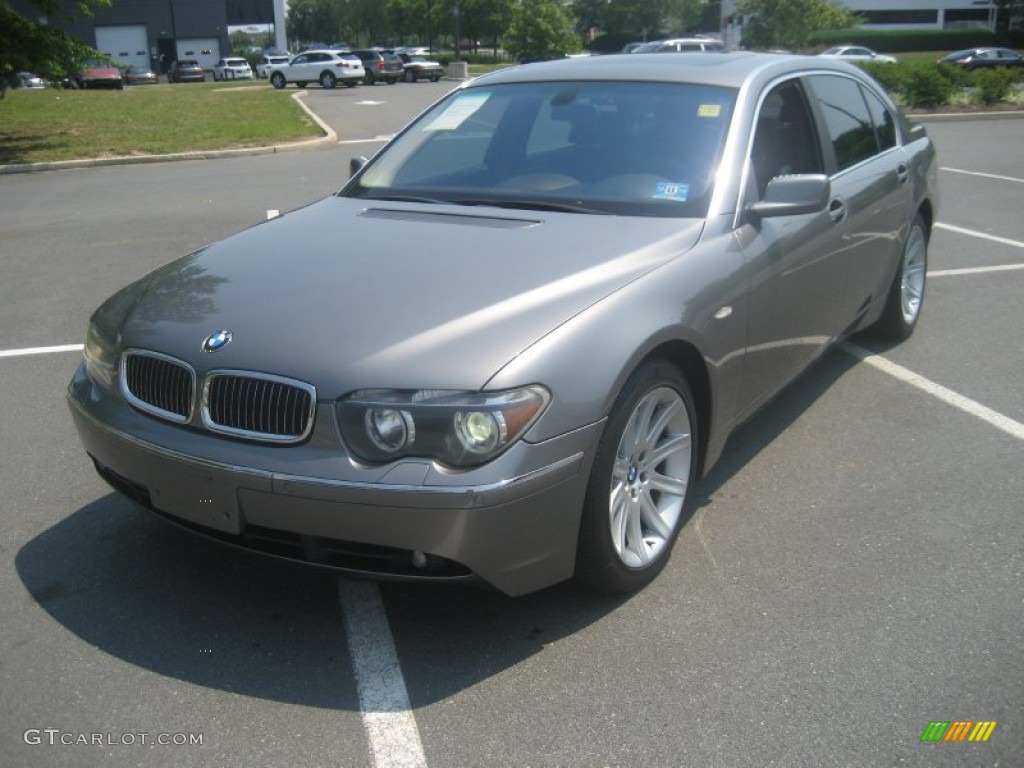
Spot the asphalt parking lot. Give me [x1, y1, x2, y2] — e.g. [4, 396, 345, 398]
[1, 84, 1021, 767]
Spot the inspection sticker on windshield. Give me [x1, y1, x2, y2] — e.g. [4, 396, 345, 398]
[425, 92, 491, 131]
[653, 182, 690, 201]
[697, 104, 722, 118]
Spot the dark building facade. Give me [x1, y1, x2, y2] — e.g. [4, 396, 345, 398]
[12, 0, 276, 74]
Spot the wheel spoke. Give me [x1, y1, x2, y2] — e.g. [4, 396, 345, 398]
[648, 470, 688, 498]
[639, 491, 671, 540]
[647, 432, 691, 468]
[633, 395, 658, 452]
[645, 398, 681, 448]
[626, 504, 649, 565]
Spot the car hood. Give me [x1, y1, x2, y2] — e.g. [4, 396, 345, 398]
[115, 196, 703, 397]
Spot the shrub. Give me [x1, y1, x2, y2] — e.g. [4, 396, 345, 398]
[901, 61, 953, 107]
[973, 67, 1017, 104]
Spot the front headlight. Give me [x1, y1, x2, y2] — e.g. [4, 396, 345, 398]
[83, 321, 117, 389]
[337, 386, 550, 468]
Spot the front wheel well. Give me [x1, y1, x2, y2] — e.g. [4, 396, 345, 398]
[634, 341, 711, 478]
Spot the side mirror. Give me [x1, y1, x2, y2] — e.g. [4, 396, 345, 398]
[746, 174, 829, 219]
[349, 155, 369, 178]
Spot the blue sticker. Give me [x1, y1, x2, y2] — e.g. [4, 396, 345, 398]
[653, 182, 690, 201]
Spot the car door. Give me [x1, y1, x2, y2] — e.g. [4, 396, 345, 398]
[804, 74, 909, 332]
[735, 78, 847, 414]
[289, 53, 311, 81]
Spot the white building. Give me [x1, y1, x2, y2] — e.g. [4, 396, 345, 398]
[720, 0, 1000, 50]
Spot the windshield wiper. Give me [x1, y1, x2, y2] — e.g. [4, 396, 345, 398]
[359, 194, 447, 205]
[452, 198, 610, 215]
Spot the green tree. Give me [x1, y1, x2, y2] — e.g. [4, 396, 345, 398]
[575, 0, 712, 44]
[736, 0, 858, 51]
[286, 0, 341, 46]
[507, 0, 579, 60]
[1, 0, 112, 95]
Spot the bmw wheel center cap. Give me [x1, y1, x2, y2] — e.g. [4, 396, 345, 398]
[202, 330, 233, 353]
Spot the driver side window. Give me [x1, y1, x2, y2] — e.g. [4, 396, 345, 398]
[750, 81, 823, 200]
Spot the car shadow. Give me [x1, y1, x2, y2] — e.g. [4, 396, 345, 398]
[16, 488, 632, 710]
[17, 347, 863, 710]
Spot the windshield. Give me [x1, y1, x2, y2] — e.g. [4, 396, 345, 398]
[343, 80, 735, 218]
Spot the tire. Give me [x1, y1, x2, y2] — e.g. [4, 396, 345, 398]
[575, 361, 699, 593]
[364, 72, 375, 85]
[344, 79, 357, 88]
[320, 71, 336, 89]
[386, 77, 397, 85]
[270, 72, 286, 89]
[431, 76, 441, 82]
[872, 214, 928, 340]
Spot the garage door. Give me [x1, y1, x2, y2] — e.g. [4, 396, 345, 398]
[176, 39, 221, 71]
[95, 25, 149, 69]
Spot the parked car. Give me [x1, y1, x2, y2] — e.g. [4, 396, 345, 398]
[267, 50, 364, 89]
[257, 54, 290, 78]
[819, 45, 897, 64]
[168, 60, 205, 83]
[939, 47, 1024, 69]
[68, 53, 937, 597]
[123, 65, 158, 85]
[632, 36, 726, 53]
[16, 71, 48, 89]
[74, 59, 123, 89]
[395, 52, 444, 82]
[213, 57, 254, 81]
[351, 49, 404, 84]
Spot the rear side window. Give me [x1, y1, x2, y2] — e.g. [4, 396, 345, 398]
[807, 75, 878, 172]
[862, 87, 897, 151]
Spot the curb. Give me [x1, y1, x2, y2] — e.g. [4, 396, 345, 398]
[0, 90, 336, 176]
[909, 109, 1024, 123]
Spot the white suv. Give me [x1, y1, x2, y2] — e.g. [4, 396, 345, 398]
[632, 36, 726, 53]
[257, 54, 291, 79]
[213, 58, 254, 81]
[267, 51, 365, 89]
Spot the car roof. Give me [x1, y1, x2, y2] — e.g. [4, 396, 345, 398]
[472, 51, 861, 89]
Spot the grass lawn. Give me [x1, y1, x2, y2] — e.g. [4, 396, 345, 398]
[0, 82, 323, 165]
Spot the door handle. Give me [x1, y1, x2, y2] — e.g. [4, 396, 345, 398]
[896, 163, 910, 184]
[828, 197, 846, 223]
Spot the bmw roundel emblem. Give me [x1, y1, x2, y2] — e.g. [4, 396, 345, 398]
[202, 330, 233, 353]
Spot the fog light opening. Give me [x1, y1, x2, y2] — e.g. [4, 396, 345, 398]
[411, 550, 429, 570]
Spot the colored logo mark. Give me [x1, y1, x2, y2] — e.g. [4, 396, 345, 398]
[921, 721, 997, 742]
[202, 330, 232, 353]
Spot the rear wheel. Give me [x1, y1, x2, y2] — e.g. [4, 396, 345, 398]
[430, 75, 441, 82]
[364, 71, 375, 85]
[320, 71, 336, 89]
[270, 72, 286, 89]
[873, 214, 928, 340]
[575, 361, 699, 593]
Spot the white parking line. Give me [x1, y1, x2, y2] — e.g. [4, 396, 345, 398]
[935, 222, 1024, 250]
[0, 343, 83, 358]
[840, 342, 1024, 441]
[930, 263, 1024, 277]
[941, 167, 1024, 184]
[338, 579, 428, 768]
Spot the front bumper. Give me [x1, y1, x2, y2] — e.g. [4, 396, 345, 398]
[68, 363, 601, 595]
